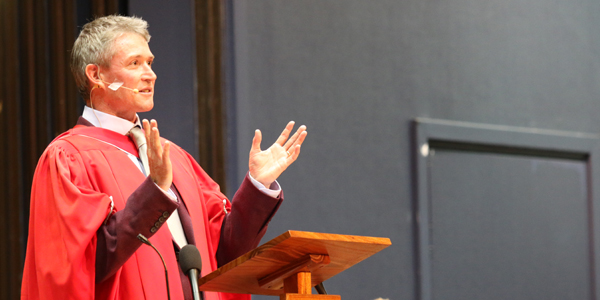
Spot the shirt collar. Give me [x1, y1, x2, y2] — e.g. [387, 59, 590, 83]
[82, 106, 142, 135]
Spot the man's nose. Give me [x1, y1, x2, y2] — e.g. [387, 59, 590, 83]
[142, 63, 157, 81]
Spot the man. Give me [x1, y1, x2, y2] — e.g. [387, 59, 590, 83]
[21, 15, 307, 300]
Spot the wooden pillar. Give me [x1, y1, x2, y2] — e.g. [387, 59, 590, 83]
[195, 0, 227, 193]
[1, 1, 80, 299]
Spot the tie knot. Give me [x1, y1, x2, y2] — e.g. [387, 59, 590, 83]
[128, 126, 146, 149]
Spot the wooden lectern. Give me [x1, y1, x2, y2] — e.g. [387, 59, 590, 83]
[198, 231, 392, 300]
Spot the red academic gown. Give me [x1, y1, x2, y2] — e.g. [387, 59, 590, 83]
[21, 123, 282, 300]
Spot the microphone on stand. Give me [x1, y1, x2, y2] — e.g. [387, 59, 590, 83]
[179, 245, 203, 300]
[137, 234, 171, 300]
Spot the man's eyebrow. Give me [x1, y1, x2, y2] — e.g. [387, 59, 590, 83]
[126, 54, 155, 60]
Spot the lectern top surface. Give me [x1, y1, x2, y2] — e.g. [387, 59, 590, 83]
[198, 230, 392, 296]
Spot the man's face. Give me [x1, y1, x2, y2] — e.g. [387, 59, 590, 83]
[98, 32, 157, 122]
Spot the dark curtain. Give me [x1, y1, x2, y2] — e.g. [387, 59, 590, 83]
[0, 0, 82, 298]
[0, 2, 23, 300]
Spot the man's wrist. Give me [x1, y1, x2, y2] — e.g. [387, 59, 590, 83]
[153, 182, 177, 202]
[248, 173, 281, 198]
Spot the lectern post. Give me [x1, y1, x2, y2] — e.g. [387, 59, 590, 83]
[279, 270, 341, 300]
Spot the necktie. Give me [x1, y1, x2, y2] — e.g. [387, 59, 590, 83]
[128, 126, 150, 176]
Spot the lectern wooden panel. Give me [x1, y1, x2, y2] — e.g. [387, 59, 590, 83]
[198, 230, 391, 296]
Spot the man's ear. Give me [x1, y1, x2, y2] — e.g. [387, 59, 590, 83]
[85, 64, 103, 87]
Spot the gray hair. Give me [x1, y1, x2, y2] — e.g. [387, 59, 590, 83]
[70, 15, 151, 100]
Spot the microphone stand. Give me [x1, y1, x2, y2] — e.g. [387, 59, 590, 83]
[138, 234, 171, 300]
[315, 282, 327, 295]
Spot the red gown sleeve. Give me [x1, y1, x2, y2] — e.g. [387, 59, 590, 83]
[22, 140, 110, 300]
[216, 174, 283, 266]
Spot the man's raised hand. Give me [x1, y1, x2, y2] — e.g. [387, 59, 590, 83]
[143, 119, 172, 191]
[249, 121, 307, 188]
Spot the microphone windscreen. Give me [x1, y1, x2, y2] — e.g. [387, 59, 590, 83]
[179, 245, 202, 273]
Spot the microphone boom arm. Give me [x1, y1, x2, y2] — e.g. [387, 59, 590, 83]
[138, 234, 171, 300]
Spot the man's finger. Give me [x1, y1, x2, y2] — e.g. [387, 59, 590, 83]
[283, 125, 306, 150]
[288, 145, 302, 162]
[151, 128, 162, 153]
[250, 129, 262, 154]
[285, 131, 306, 162]
[295, 130, 308, 147]
[149, 120, 163, 157]
[162, 141, 171, 165]
[274, 121, 295, 146]
[142, 119, 151, 140]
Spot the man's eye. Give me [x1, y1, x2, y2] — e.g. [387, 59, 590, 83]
[131, 60, 138, 66]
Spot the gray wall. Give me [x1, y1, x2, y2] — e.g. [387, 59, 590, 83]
[131, 0, 600, 299]
[227, 1, 600, 299]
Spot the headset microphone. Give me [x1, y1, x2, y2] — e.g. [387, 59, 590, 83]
[116, 86, 140, 94]
[118, 85, 139, 94]
[102, 80, 139, 93]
